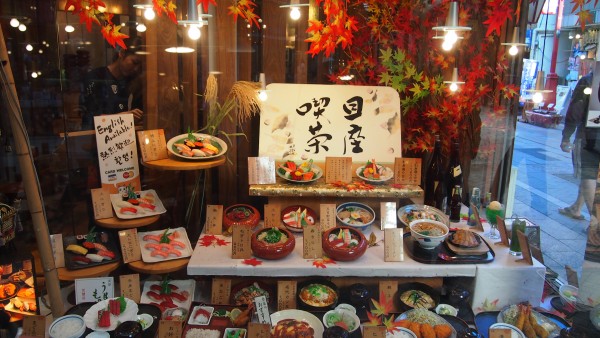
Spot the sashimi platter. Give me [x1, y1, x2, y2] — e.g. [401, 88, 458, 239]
[137, 227, 193, 263]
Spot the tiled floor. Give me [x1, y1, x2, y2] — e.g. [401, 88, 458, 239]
[511, 119, 589, 282]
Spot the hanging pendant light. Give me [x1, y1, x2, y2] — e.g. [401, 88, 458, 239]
[526, 70, 552, 104]
[133, 0, 156, 20]
[501, 27, 528, 56]
[280, 0, 309, 21]
[258, 73, 269, 101]
[432, 1, 471, 51]
[443, 67, 465, 92]
[178, 0, 212, 41]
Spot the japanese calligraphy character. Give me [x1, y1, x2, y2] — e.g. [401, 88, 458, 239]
[343, 96, 364, 121]
[306, 134, 332, 153]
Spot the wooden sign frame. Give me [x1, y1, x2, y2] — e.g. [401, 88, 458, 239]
[516, 230, 533, 265]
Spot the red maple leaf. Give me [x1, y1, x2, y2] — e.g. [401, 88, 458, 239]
[483, 0, 513, 37]
[242, 258, 262, 266]
[312, 257, 336, 268]
[101, 23, 129, 49]
[198, 234, 230, 247]
[197, 0, 217, 13]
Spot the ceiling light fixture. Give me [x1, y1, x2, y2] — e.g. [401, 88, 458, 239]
[443, 67, 465, 92]
[527, 70, 552, 103]
[179, 0, 211, 41]
[165, 46, 195, 53]
[10, 18, 19, 27]
[501, 26, 527, 56]
[258, 73, 268, 101]
[133, 1, 156, 20]
[280, 0, 309, 21]
[65, 25, 75, 33]
[18, 24, 26, 32]
[136, 23, 147, 32]
[432, 1, 470, 51]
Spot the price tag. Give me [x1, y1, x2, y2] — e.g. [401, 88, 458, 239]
[384, 228, 404, 262]
[489, 328, 512, 338]
[471, 203, 484, 232]
[118, 229, 142, 263]
[277, 280, 297, 311]
[516, 230, 533, 265]
[253, 295, 271, 325]
[50, 234, 65, 268]
[379, 281, 399, 312]
[232, 226, 252, 259]
[205, 204, 224, 235]
[119, 274, 141, 303]
[325, 157, 353, 183]
[380, 202, 397, 229]
[136, 129, 168, 162]
[91, 188, 113, 220]
[248, 323, 272, 338]
[158, 320, 183, 338]
[211, 278, 231, 305]
[248, 157, 276, 184]
[303, 226, 322, 259]
[363, 326, 386, 337]
[394, 157, 421, 185]
[319, 204, 337, 231]
[22, 315, 45, 338]
[75, 277, 114, 304]
[495, 217, 510, 246]
[264, 204, 282, 228]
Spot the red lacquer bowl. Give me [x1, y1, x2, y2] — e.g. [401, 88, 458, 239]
[223, 204, 260, 234]
[322, 226, 368, 261]
[251, 227, 296, 260]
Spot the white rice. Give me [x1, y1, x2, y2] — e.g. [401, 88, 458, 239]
[185, 328, 221, 338]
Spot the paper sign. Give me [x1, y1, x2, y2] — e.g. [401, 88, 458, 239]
[303, 226, 322, 259]
[319, 204, 337, 231]
[394, 158, 421, 185]
[248, 157, 276, 184]
[264, 204, 282, 228]
[325, 157, 353, 183]
[119, 274, 141, 303]
[363, 326, 387, 337]
[205, 204, 224, 235]
[277, 280, 297, 311]
[94, 114, 141, 194]
[489, 328, 512, 338]
[118, 229, 142, 263]
[566, 265, 579, 287]
[384, 228, 404, 262]
[470, 203, 484, 232]
[248, 323, 272, 338]
[495, 217, 510, 246]
[516, 230, 533, 265]
[211, 278, 231, 305]
[380, 202, 397, 229]
[379, 281, 399, 312]
[136, 129, 168, 162]
[232, 226, 252, 259]
[254, 295, 271, 325]
[22, 315, 45, 338]
[75, 277, 114, 304]
[158, 320, 183, 338]
[50, 234, 65, 268]
[91, 188, 113, 219]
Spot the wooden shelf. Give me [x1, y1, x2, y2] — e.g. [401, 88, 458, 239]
[141, 155, 225, 171]
[57, 262, 120, 281]
[127, 258, 190, 274]
[95, 214, 160, 229]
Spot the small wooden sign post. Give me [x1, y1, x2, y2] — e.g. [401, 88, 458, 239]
[205, 204, 224, 235]
[393, 157, 421, 185]
[248, 157, 276, 184]
[495, 217, 510, 246]
[264, 204, 282, 228]
[319, 204, 337, 231]
[516, 230, 534, 265]
[325, 157, 353, 183]
[277, 280, 297, 311]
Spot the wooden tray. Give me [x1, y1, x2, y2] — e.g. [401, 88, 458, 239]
[403, 231, 494, 264]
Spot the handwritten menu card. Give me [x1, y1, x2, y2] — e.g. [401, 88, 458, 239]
[363, 326, 386, 337]
[136, 129, 168, 162]
[118, 229, 142, 263]
[211, 278, 231, 304]
[254, 295, 271, 325]
[205, 204, 224, 235]
[22, 315, 45, 338]
[394, 158, 421, 185]
[496, 217, 510, 246]
[325, 157, 353, 183]
[248, 323, 271, 338]
[91, 188, 113, 219]
[119, 274, 141, 303]
[264, 204, 282, 228]
[158, 320, 182, 338]
[379, 280, 399, 312]
[319, 204, 337, 231]
[94, 114, 141, 193]
[380, 202, 397, 229]
[384, 228, 404, 262]
[248, 157, 276, 185]
[277, 280, 297, 311]
[303, 226, 322, 259]
[231, 226, 252, 259]
[75, 277, 114, 304]
[516, 230, 533, 265]
[50, 234, 65, 268]
[489, 328, 512, 338]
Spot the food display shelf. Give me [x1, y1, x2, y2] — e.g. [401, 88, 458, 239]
[57, 262, 121, 281]
[127, 258, 190, 275]
[94, 214, 161, 229]
[141, 155, 226, 171]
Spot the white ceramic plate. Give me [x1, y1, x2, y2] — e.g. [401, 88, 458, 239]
[497, 305, 560, 338]
[356, 164, 394, 183]
[137, 227, 193, 263]
[137, 313, 154, 330]
[110, 189, 167, 220]
[187, 305, 214, 325]
[387, 327, 418, 338]
[140, 279, 195, 312]
[276, 162, 323, 183]
[167, 133, 227, 160]
[271, 309, 324, 337]
[395, 309, 457, 338]
[83, 298, 138, 331]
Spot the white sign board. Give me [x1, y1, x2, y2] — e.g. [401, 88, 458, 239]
[75, 277, 114, 304]
[259, 84, 401, 162]
[94, 114, 141, 193]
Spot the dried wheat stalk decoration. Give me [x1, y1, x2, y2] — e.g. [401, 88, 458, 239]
[204, 73, 218, 104]
[228, 81, 261, 123]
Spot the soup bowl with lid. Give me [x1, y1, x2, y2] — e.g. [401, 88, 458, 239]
[409, 219, 449, 250]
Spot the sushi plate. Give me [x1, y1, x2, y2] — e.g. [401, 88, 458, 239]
[110, 189, 167, 220]
[137, 227, 193, 263]
[63, 231, 121, 270]
[83, 297, 138, 331]
[140, 279, 195, 314]
[167, 133, 228, 160]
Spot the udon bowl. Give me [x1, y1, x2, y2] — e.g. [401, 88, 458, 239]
[336, 202, 375, 232]
[409, 219, 449, 250]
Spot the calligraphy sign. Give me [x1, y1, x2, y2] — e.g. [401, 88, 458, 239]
[136, 129, 168, 162]
[248, 157, 276, 184]
[394, 157, 421, 185]
[22, 315, 45, 337]
[75, 277, 114, 304]
[91, 188, 113, 219]
[259, 84, 402, 162]
[119, 274, 141, 303]
[277, 280, 297, 311]
[94, 114, 141, 193]
[118, 229, 142, 263]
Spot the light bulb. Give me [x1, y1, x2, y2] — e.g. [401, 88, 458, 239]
[25, 44, 33, 51]
[532, 92, 543, 103]
[444, 30, 458, 44]
[576, 33, 581, 39]
[508, 45, 519, 56]
[136, 23, 147, 32]
[10, 18, 19, 28]
[188, 25, 201, 40]
[442, 40, 453, 51]
[584, 87, 592, 95]
[258, 90, 268, 101]
[290, 7, 301, 20]
[580, 54, 586, 60]
[65, 25, 74, 33]
[569, 34, 574, 39]
[18, 24, 26, 32]
[144, 8, 156, 20]
[38, 49, 43, 54]
[449, 82, 458, 92]
[31, 72, 38, 78]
